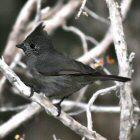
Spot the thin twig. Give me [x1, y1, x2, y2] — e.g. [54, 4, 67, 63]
[86, 84, 119, 131]
[84, 7, 109, 25]
[63, 24, 88, 53]
[57, 100, 140, 114]
[18, 61, 27, 69]
[63, 24, 99, 53]
[0, 104, 28, 112]
[85, 36, 99, 45]
[76, 0, 87, 19]
[52, 134, 61, 140]
[75, 85, 89, 102]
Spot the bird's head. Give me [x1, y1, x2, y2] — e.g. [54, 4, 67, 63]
[16, 22, 55, 56]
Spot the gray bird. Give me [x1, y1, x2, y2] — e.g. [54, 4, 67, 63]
[16, 23, 130, 105]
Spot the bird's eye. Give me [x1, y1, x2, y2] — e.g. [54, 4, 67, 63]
[30, 43, 35, 49]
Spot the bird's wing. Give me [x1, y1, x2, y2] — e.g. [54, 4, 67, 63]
[34, 52, 131, 82]
[35, 52, 99, 76]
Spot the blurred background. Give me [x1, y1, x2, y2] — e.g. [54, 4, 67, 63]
[0, 0, 140, 140]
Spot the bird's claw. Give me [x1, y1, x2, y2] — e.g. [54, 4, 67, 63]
[55, 103, 62, 117]
[55, 95, 71, 116]
[29, 87, 35, 98]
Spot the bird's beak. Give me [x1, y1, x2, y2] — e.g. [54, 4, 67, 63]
[16, 43, 25, 50]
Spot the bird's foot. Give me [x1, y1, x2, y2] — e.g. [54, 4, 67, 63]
[29, 87, 35, 98]
[29, 85, 41, 98]
[55, 103, 62, 117]
[55, 95, 70, 116]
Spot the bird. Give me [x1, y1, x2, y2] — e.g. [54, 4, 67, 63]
[16, 23, 131, 113]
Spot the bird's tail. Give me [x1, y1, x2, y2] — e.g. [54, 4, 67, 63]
[93, 74, 131, 82]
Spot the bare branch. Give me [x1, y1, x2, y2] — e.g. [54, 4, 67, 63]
[105, 0, 135, 139]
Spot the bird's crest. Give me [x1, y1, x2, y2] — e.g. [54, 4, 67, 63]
[32, 22, 45, 35]
[25, 22, 48, 41]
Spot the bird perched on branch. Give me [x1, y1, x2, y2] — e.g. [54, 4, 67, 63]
[16, 23, 131, 114]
